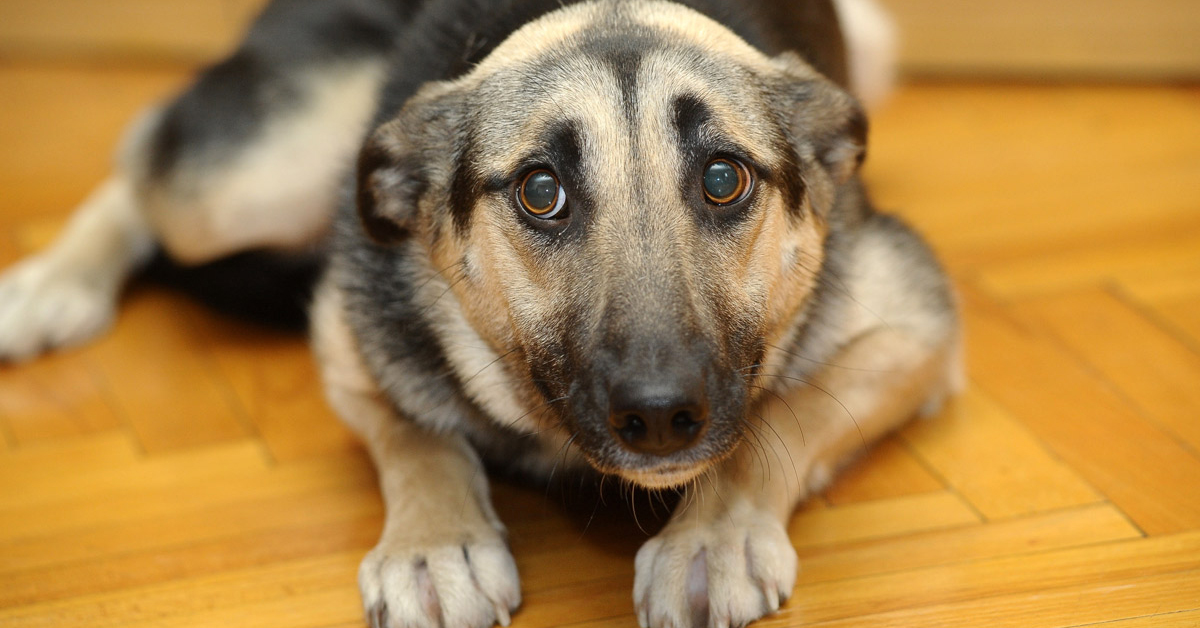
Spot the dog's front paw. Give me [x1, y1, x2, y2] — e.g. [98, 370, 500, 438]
[0, 256, 117, 361]
[634, 501, 796, 628]
[359, 534, 521, 628]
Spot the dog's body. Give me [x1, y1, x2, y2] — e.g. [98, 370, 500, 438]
[0, 1, 959, 627]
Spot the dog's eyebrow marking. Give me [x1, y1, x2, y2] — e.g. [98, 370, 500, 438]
[672, 93, 712, 152]
[449, 123, 482, 236]
[539, 121, 585, 184]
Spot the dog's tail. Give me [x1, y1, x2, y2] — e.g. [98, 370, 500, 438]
[139, 248, 323, 331]
[833, 0, 899, 109]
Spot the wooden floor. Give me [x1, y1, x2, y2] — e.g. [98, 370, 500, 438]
[1, 59, 1199, 628]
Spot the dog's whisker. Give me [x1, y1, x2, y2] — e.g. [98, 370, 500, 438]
[746, 411, 801, 498]
[764, 342, 890, 374]
[545, 432, 578, 491]
[747, 383, 805, 447]
[504, 395, 569, 432]
[752, 373, 863, 446]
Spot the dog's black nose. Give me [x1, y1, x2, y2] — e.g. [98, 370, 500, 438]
[608, 378, 708, 456]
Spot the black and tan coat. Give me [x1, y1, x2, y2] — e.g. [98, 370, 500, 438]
[0, 1, 957, 627]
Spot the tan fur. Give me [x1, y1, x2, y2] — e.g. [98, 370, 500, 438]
[312, 277, 522, 628]
[146, 61, 386, 264]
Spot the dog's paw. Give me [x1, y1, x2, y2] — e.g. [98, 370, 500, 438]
[0, 256, 117, 362]
[634, 502, 797, 628]
[359, 535, 521, 628]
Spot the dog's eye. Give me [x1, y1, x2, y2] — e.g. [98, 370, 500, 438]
[702, 158, 751, 205]
[518, 169, 567, 219]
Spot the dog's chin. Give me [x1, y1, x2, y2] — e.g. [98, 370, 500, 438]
[616, 462, 713, 489]
[578, 451, 724, 489]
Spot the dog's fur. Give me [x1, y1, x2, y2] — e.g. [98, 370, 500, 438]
[0, 1, 959, 627]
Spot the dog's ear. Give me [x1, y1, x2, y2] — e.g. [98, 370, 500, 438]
[769, 52, 868, 186]
[356, 84, 464, 245]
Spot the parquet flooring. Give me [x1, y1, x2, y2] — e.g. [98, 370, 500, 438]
[1, 59, 1199, 627]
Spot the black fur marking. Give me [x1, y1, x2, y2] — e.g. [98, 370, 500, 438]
[607, 47, 643, 127]
[540, 122, 587, 193]
[672, 94, 713, 162]
[769, 129, 809, 216]
[576, 29, 657, 127]
[139, 248, 322, 331]
[448, 124, 482, 236]
[149, 0, 403, 179]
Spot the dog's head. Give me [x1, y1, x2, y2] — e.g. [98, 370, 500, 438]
[357, 0, 865, 488]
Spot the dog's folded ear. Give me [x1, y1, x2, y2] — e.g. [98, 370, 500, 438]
[355, 84, 464, 245]
[769, 52, 868, 187]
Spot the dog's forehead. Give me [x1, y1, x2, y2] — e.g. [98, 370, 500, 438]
[466, 23, 787, 177]
[470, 0, 769, 77]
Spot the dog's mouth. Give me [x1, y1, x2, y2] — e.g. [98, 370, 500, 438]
[617, 459, 722, 489]
[581, 451, 722, 489]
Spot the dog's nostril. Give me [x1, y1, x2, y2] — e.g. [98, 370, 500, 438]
[608, 382, 708, 456]
[671, 410, 703, 438]
[616, 414, 647, 443]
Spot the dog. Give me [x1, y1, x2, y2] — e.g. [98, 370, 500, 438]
[0, 0, 961, 626]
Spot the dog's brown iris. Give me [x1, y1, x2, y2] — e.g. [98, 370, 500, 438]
[702, 158, 751, 205]
[518, 169, 567, 218]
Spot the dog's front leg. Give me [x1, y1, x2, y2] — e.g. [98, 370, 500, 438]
[313, 285, 520, 628]
[634, 327, 958, 628]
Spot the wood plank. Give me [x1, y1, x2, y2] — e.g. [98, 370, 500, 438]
[518, 575, 635, 627]
[518, 540, 635, 595]
[960, 284, 1200, 534]
[0, 350, 124, 445]
[864, 84, 1200, 270]
[1075, 610, 1200, 628]
[0, 551, 364, 628]
[1118, 256, 1200, 306]
[1117, 260, 1200, 352]
[823, 436, 945, 506]
[0, 514, 380, 608]
[0, 481, 380, 575]
[1153, 297, 1200, 350]
[0, 450, 372, 542]
[0, 62, 191, 222]
[900, 388, 1102, 519]
[790, 568, 1200, 628]
[764, 531, 1200, 626]
[0, 439, 267, 510]
[0, 0, 266, 64]
[200, 319, 360, 462]
[87, 288, 253, 453]
[795, 503, 1140, 585]
[978, 230, 1200, 301]
[882, 0, 1200, 79]
[1018, 287, 1200, 454]
[788, 491, 980, 548]
[0, 431, 137, 477]
[565, 548, 1200, 628]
